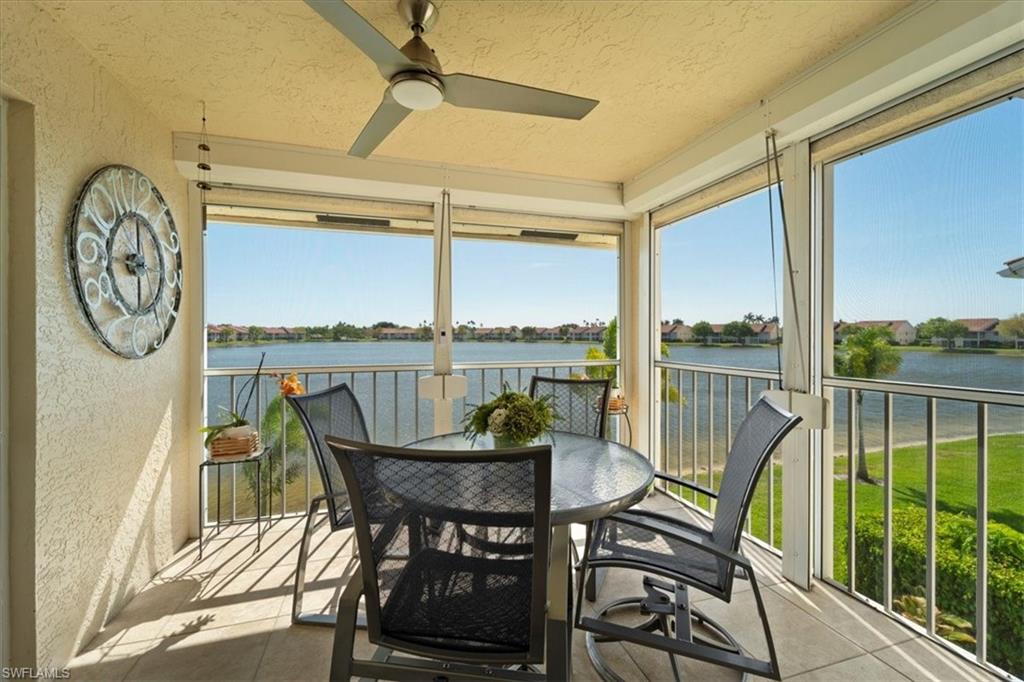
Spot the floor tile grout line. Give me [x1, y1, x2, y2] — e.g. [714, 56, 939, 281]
[763, 583, 877, 658]
[767, 579, 918, 653]
[871, 651, 916, 681]
[787, 651, 879, 678]
[248, 622, 275, 681]
[870, 639, 1001, 682]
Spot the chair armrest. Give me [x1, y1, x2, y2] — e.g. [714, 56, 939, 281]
[609, 511, 751, 571]
[654, 471, 717, 499]
[339, 563, 365, 609]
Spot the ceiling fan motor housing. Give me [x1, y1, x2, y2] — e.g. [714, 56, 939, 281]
[399, 34, 442, 73]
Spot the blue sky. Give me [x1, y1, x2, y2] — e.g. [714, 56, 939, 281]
[661, 97, 1022, 325]
[204, 227, 617, 327]
[207, 98, 1021, 328]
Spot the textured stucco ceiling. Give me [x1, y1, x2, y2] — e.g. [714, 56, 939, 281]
[39, 0, 910, 183]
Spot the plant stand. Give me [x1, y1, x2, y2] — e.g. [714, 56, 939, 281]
[198, 448, 267, 559]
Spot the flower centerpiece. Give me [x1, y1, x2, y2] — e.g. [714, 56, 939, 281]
[463, 383, 555, 447]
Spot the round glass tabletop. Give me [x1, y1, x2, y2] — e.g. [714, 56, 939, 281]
[407, 431, 655, 525]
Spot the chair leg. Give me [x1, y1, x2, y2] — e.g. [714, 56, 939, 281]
[292, 496, 331, 626]
[329, 565, 364, 682]
[580, 569, 779, 681]
[749, 569, 781, 680]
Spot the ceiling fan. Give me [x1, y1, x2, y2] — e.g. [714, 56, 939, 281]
[305, 0, 600, 158]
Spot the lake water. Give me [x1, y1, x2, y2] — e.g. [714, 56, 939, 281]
[206, 341, 1022, 453]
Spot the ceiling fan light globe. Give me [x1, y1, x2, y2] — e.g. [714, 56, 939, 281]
[391, 76, 444, 110]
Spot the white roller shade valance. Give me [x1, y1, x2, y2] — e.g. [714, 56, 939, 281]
[650, 159, 779, 229]
[811, 51, 1023, 165]
[202, 186, 434, 236]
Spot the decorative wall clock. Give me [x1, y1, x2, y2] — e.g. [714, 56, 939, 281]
[66, 165, 182, 359]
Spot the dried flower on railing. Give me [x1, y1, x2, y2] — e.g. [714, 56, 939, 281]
[277, 372, 304, 397]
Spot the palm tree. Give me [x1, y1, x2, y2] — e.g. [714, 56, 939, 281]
[834, 326, 902, 483]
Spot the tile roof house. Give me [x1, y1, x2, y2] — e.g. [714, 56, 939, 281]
[955, 318, 1001, 347]
[572, 325, 606, 341]
[376, 326, 419, 340]
[661, 323, 693, 341]
[836, 320, 917, 345]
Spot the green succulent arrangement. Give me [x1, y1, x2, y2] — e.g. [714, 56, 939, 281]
[464, 383, 555, 446]
[199, 352, 264, 447]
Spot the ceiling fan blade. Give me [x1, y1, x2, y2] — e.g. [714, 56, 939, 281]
[305, 0, 412, 78]
[441, 73, 598, 120]
[349, 91, 412, 158]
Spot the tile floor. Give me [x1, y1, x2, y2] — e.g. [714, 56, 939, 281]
[68, 492, 999, 681]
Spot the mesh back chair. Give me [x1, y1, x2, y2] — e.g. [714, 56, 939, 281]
[574, 397, 801, 681]
[529, 375, 611, 601]
[529, 375, 611, 439]
[286, 383, 370, 626]
[326, 437, 552, 682]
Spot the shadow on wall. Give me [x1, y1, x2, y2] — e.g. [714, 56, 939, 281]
[67, 400, 187, 663]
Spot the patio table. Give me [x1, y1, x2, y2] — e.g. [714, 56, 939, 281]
[407, 430, 655, 680]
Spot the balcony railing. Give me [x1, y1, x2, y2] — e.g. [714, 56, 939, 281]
[654, 360, 783, 552]
[201, 359, 620, 526]
[655, 362, 1023, 678]
[823, 376, 1023, 678]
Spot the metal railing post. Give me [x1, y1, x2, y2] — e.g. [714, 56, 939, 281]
[847, 388, 856, 592]
[976, 402, 988, 666]
[925, 397, 936, 636]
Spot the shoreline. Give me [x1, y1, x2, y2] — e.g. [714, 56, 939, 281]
[825, 430, 1022, 457]
[208, 339, 602, 348]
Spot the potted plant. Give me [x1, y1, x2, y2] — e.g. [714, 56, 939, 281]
[200, 353, 266, 455]
[463, 383, 555, 447]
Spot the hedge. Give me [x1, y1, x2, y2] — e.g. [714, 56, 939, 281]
[854, 508, 1024, 676]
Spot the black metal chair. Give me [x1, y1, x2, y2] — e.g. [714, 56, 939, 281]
[285, 382, 370, 626]
[529, 374, 612, 600]
[575, 397, 801, 681]
[529, 375, 611, 439]
[325, 436, 552, 681]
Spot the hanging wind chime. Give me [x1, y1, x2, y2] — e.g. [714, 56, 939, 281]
[196, 101, 212, 196]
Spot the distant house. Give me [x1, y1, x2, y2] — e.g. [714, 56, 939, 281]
[751, 323, 779, 343]
[835, 320, 916, 345]
[571, 325, 606, 342]
[489, 327, 519, 340]
[262, 326, 301, 341]
[956, 318, 1000, 347]
[376, 326, 418, 340]
[703, 322, 777, 344]
[537, 327, 562, 341]
[661, 323, 692, 342]
[207, 324, 248, 342]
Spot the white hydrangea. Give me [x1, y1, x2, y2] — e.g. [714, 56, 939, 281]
[487, 407, 508, 434]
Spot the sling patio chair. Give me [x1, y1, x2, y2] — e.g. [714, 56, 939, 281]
[528, 375, 611, 439]
[529, 374, 612, 601]
[325, 436, 553, 681]
[574, 397, 801, 681]
[285, 382, 370, 626]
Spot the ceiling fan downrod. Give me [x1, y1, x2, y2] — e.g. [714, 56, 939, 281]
[398, 0, 438, 36]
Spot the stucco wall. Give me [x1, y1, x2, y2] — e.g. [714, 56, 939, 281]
[1, 1, 192, 666]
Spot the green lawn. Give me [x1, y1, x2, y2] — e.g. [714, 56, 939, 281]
[830, 433, 1023, 584]
[667, 433, 1024, 560]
